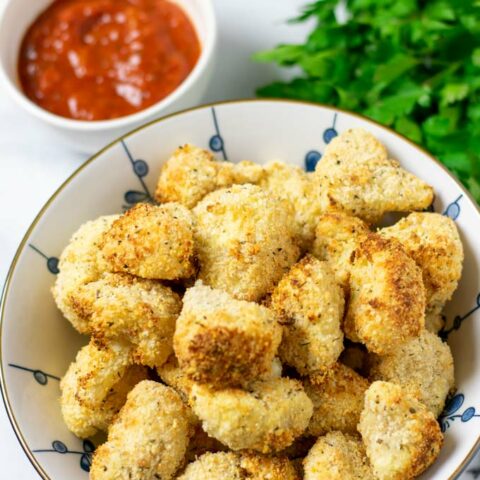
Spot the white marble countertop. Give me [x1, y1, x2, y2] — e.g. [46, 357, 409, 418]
[0, 0, 478, 478]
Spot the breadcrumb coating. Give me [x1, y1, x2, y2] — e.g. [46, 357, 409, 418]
[99, 202, 195, 280]
[303, 432, 375, 480]
[154, 145, 263, 208]
[380, 212, 463, 315]
[174, 283, 282, 387]
[61, 362, 147, 438]
[314, 129, 434, 224]
[52, 215, 119, 334]
[190, 378, 313, 453]
[303, 363, 369, 436]
[369, 329, 454, 416]
[259, 161, 324, 248]
[90, 381, 191, 480]
[178, 452, 299, 480]
[271, 255, 344, 375]
[193, 184, 300, 301]
[65, 340, 132, 410]
[358, 381, 443, 480]
[88, 272, 181, 368]
[345, 234, 425, 354]
[311, 213, 370, 288]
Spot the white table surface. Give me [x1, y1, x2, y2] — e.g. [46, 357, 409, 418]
[0, 1, 478, 478]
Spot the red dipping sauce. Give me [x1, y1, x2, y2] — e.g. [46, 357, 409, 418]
[18, 0, 201, 121]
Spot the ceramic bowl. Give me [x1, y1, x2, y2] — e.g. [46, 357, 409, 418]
[0, 0, 217, 153]
[1, 99, 479, 480]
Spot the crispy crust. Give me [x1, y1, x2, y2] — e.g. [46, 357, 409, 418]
[174, 283, 282, 388]
[344, 234, 425, 354]
[303, 363, 369, 436]
[90, 381, 191, 480]
[311, 213, 370, 288]
[303, 432, 375, 480]
[380, 212, 463, 315]
[358, 381, 443, 480]
[190, 378, 313, 453]
[178, 452, 299, 480]
[154, 145, 263, 208]
[314, 129, 434, 224]
[89, 272, 181, 368]
[193, 184, 300, 301]
[271, 255, 344, 375]
[259, 161, 324, 249]
[99, 202, 195, 280]
[61, 363, 147, 438]
[52, 215, 119, 334]
[369, 329, 455, 416]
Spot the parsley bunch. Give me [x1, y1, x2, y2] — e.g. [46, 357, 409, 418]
[255, 0, 480, 202]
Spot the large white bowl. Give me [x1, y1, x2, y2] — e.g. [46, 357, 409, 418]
[0, 0, 217, 153]
[1, 99, 479, 479]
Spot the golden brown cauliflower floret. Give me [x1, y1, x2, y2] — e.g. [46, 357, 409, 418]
[178, 452, 299, 480]
[270, 255, 344, 375]
[358, 381, 443, 480]
[190, 378, 313, 453]
[259, 161, 324, 248]
[98, 202, 195, 280]
[154, 145, 263, 208]
[303, 363, 369, 437]
[303, 432, 375, 480]
[345, 234, 425, 354]
[174, 283, 282, 388]
[369, 329, 454, 417]
[90, 381, 191, 480]
[52, 215, 119, 334]
[314, 128, 434, 224]
[88, 273, 181, 368]
[61, 360, 147, 439]
[380, 212, 463, 316]
[155, 145, 235, 208]
[60, 340, 133, 437]
[311, 213, 370, 288]
[157, 354, 195, 402]
[193, 184, 300, 301]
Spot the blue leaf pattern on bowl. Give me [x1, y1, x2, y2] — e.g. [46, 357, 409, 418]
[440, 394, 480, 433]
[33, 440, 95, 473]
[209, 107, 228, 160]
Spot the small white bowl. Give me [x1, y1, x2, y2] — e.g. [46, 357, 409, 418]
[1, 100, 480, 479]
[0, 0, 217, 153]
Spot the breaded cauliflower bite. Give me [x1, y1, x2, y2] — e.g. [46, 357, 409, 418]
[60, 340, 133, 437]
[345, 234, 425, 354]
[369, 329, 454, 417]
[90, 381, 191, 480]
[178, 452, 299, 480]
[380, 212, 463, 316]
[98, 202, 195, 280]
[259, 161, 324, 248]
[314, 129, 434, 224]
[193, 184, 300, 301]
[61, 362, 147, 438]
[190, 378, 313, 453]
[174, 283, 282, 387]
[87, 272, 181, 368]
[154, 144, 263, 208]
[303, 432, 375, 480]
[358, 381, 443, 480]
[303, 363, 369, 436]
[311, 213, 369, 288]
[52, 215, 119, 334]
[270, 255, 344, 375]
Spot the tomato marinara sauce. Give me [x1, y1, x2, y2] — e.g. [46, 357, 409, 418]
[18, 0, 201, 121]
